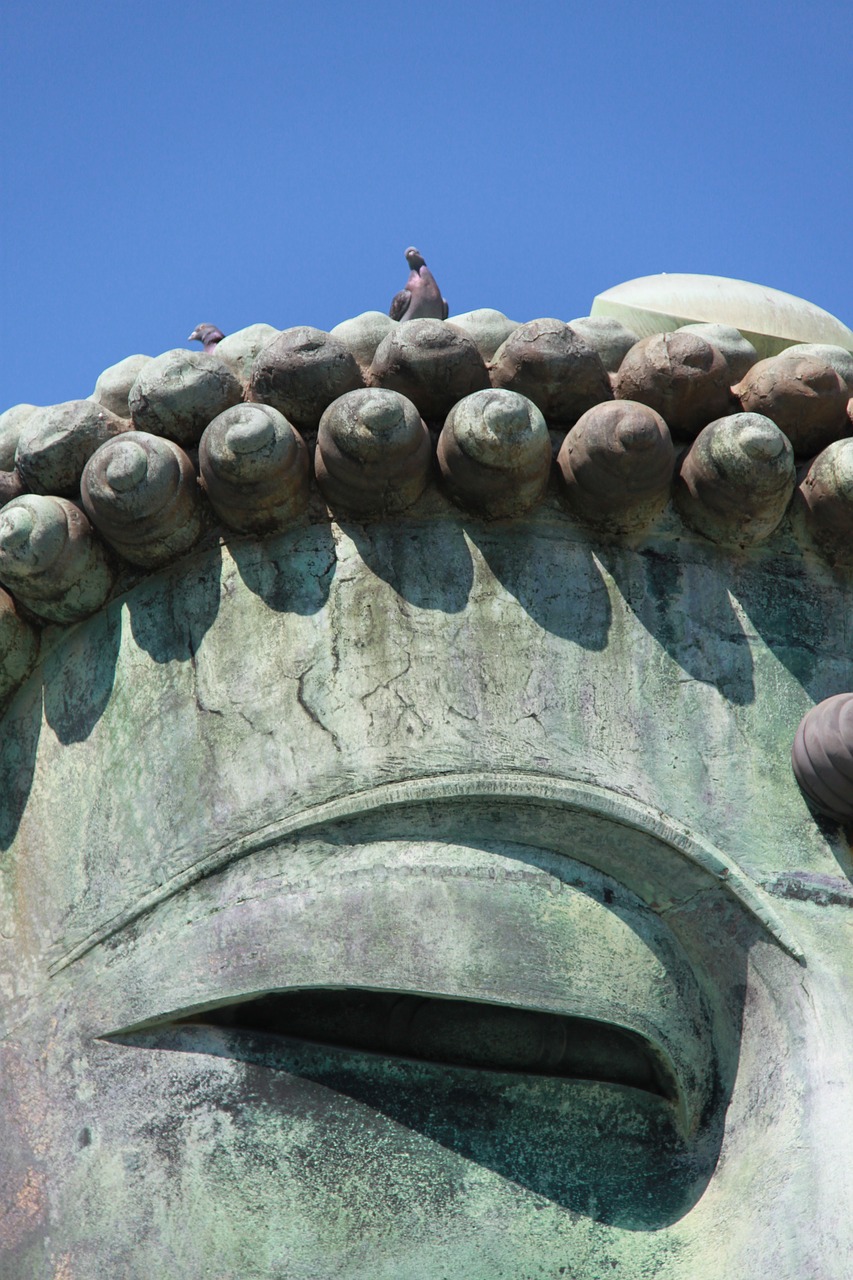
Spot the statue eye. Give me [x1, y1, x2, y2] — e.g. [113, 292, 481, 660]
[177, 987, 677, 1103]
[113, 982, 700, 1226]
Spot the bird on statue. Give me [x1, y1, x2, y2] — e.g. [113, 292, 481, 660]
[389, 247, 448, 322]
[188, 324, 226, 352]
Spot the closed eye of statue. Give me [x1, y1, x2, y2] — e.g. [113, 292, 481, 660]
[98, 837, 731, 1222]
[95, 832, 731, 1155]
[176, 987, 678, 1102]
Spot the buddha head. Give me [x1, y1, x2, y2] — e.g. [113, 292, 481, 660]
[1, 278, 852, 1279]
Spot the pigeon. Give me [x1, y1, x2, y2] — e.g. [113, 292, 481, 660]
[389, 248, 448, 322]
[188, 324, 226, 352]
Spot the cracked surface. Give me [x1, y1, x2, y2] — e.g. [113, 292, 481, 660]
[1, 507, 853, 1277]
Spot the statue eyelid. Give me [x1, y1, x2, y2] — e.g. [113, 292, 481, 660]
[52, 768, 801, 982]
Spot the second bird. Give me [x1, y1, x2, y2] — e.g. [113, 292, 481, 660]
[389, 248, 448, 322]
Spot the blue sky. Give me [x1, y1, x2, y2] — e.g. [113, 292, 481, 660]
[2, 1, 851, 409]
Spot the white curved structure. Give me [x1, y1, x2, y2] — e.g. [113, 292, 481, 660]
[591, 273, 853, 357]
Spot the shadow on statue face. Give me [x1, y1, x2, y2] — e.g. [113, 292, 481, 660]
[1, 512, 848, 1278]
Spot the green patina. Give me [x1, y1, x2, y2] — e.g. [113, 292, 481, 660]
[1, 489, 852, 1278]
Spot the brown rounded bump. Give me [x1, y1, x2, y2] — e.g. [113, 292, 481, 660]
[489, 319, 612, 426]
[315, 388, 430, 516]
[0, 585, 38, 702]
[15, 400, 129, 498]
[567, 316, 640, 373]
[0, 495, 113, 623]
[0, 471, 24, 510]
[793, 438, 853, 562]
[199, 403, 310, 534]
[613, 332, 734, 439]
[90, 354, 152, 418]
[792, 694, 853, 823]
[674, 413, 794, 546]
[249, 326, 364, 434]
[128, 349, 244, 447]
[676, 324, 758, 384]
[81, 431, 202, 568]
[782, 343, 853, 394]
[370, 320, 489, 425]
[331, 312, 398, 373]
[557, 400, 675, 532]
[733, 353, 850, 457]
[438, 389, 551, 518]
[0, 404, 39, 471]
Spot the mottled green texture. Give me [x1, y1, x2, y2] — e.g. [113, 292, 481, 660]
[675, 413, 794, 546]
[128, 349, 244, 446]
[1, 493, 852, 1277]
[214, 324, 280, 386]
[0, 495, 114, 623]
[447, 309, 521, 362]
[331, 312, 398, 372]
[567, 316, 640, 373]
[90, 354, 152, 419]
[15, 399, 129, 497]
[0, 589, 37, 700]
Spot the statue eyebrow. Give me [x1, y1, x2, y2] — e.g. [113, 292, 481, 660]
[48, 769, 803, 978]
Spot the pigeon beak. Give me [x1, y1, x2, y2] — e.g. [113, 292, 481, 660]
[188, 331, 199, 342]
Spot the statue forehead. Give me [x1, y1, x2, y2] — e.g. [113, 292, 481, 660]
[1, 501, 848, 1016]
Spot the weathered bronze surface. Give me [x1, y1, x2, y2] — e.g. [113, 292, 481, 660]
[792, 693, 853, 823]
[82, 431, 203, 567]
[557, 399, 674, 532]
[316, 388, 430, 517]
[438, 388, 551, 518]
[613, 332, 734, 439]
[199, 402, 310, 534]
[2, 286, 853, 1277]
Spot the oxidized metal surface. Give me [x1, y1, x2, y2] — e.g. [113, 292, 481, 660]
[3, 283, 853, 1278]
[0, 494, 113, 622]
[438, 388, 550, 518]
[557, 399, 674, 531]
[16, 400, 129, 497]
[613, 332, 733, 439]
[316, 388, 430, 516]
[249, 326, 364, 432]
[199, 402, 309, 534]
[675, 413, 794, 546]
[129, 348, 243, 446]
[733, 352, 850, 457]
[792, 693, 853, 823]
[370, 317, 489, 423]
[488, 317, 612, 425]
[82, 431, 203, 566]
[794, 438, 853, 562]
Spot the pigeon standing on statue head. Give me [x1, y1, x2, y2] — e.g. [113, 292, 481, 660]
[188, 324, 226, 353]
[389, 248, 448, 322]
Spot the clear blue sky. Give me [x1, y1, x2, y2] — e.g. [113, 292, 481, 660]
[2, 1, 851, 409]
